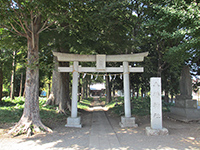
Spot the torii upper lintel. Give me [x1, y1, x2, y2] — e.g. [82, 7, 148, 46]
[53, 52, 148, 62]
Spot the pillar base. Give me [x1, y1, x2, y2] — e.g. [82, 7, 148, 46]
[145, 127, 168, 136]
[119, 116, 138, 128]
[65, 117, 82, 128]
[170, 106, 200, 122]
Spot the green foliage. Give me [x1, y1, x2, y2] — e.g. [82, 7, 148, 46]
[108, 97, 125, 116]
[131, 97, 150, 116]
[0, 97, 65, 123]
[78, 98, 93, 110]
[99, 97, 106, 102]
[162, 101, 175, 112]
[149, 0, 200, 67]
[108, 96, 173, 116]
[0, 97, 24, 123]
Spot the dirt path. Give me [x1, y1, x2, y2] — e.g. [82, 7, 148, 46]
[108, 113, 200, 149]
[0, 98, 200, 150]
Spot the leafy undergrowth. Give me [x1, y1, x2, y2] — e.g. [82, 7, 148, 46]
[78, 97, 93, 110]
[107, 96, 174, 116]
[0, 97, 66, 124]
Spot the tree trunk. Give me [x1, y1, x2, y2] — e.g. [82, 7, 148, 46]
[59, 66, 70, 113]
[85, 77, 88, 98]
[141, 87, 144, 100]
[9, 16, 52, 136]
[112, 87, 115, 97]
[164, 89, 169, 103]
[51, 56, 61, 105]
[136, 87, 139, 99]
[23, 81, 26, 97]
[46, 82, 50, 98]
[78, 75, 81, 102]
[82, 77, 85, 99]
[10, 51, 16, 100]
[156, 41, 162, 77]
[46, 55, 71, 113]
[106, 76, 111, 103]
[131, 85, 135, 99]
[81, 79, 85, 101]
[19, 73, 23, 97]
[0, 67, 3, 101]
[171, 94, 174, 103]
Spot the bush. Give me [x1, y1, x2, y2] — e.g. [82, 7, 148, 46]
[108, 96, 174, 116]
[108, 96, 150, 116]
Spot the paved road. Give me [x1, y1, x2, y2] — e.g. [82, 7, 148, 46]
[89, 111, 121, 149]
[89, 97, 121, 149]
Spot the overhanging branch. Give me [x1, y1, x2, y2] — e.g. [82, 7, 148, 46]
[37, 21, 55, 34]
[9, 23, 27, 37]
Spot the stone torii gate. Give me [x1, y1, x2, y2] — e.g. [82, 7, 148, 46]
[53, 52, 148, 128]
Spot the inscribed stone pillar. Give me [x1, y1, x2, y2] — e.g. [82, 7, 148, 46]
[145, 77, 168, 136]
[150, 77, 162, 129]
[174, 65, 195, 108]
[179, 65, 192, 97]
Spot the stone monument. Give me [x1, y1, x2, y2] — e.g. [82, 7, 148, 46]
[146, 77, 169, 136]
[170, 65, 200, 121]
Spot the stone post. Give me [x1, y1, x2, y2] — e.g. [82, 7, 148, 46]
[123, 61, 131, 118]
[150, 77, 162, 129]
[119, 62, 138, 128]
[146, 77, 168, 135]
[65, 61, 82, 128]
[71, 61, 79, 118]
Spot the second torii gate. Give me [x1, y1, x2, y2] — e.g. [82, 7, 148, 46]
[53, 52, 148, 128]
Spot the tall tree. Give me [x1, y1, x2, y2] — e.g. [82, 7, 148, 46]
[0, 0, 68, 135]
[147, 0, 199, 72]
[10, 51, 16, 100]
[143, 0, 200, 96]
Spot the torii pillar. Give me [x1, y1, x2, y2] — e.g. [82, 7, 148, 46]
[65, 61, 82, 128]
[119, 61, 138, 128]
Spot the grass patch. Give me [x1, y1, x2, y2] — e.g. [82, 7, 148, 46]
[0, 97, 24, 123]
[0, 97, 66, 124]
[78, 98, 94, 110]
[99, 97, 106, 102]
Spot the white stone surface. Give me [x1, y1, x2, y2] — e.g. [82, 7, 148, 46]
[58, 66, 144, 73]
[123, 61, 131, 118]
[71, 61, 79, 118]
[96, 55, 106, 71]
[53, 52, 148, 62]
[119, 116, 138, 128]
[145, 127, 169, 136]
[150, 77, 162, 129]
[65, 117, 82, 128]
